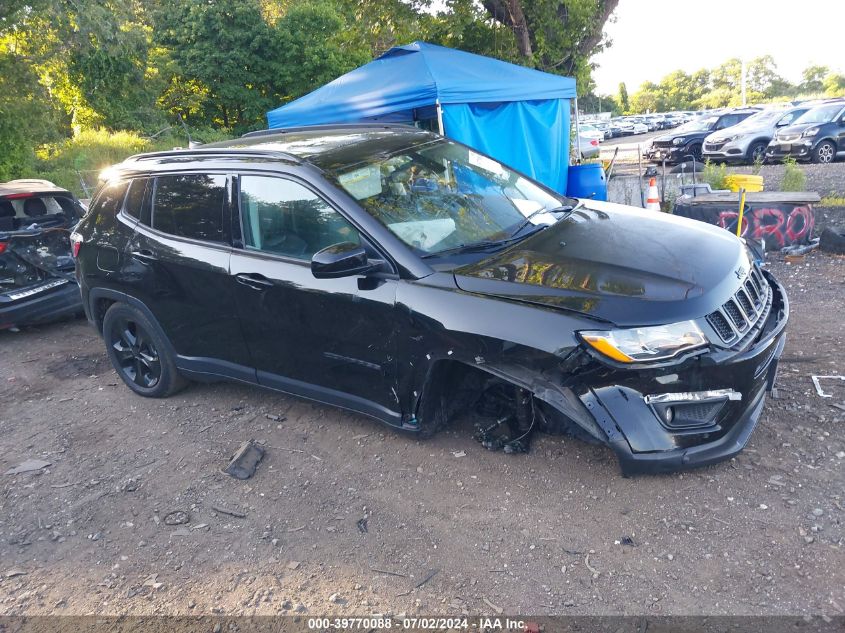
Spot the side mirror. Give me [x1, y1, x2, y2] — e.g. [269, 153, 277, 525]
[311, 242, 375, 279]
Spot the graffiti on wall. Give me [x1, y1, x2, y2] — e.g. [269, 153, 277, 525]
[674, 203, 815, 249]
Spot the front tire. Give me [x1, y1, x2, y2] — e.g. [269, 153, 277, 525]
[687, 143, 703, 162]
[747, 141, 767, 163]
[813, 141, 836, 164]
[102, 303, 186, 398]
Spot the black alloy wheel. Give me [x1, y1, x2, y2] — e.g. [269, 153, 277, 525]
[110, 316, 162, 389]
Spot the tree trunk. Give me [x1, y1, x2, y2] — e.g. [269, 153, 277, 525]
[480, 0, 533, 59]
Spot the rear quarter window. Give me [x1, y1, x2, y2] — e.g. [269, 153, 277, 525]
[123, 178, 150, 223]
[92, 181, 130, 218]
[152, 174, 226, 243]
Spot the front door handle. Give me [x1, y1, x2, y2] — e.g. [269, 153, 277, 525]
[131, 249, 156, 264]
[235, 272, 274, 290]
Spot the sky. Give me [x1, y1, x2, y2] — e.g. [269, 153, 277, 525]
[591, 0, 845, 95]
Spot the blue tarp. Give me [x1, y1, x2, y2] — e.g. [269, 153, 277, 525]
[266, 42, 577, 193]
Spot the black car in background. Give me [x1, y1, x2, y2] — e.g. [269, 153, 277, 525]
[72, 125, 788, 475]
[766, 100, 845, 163]
[0, 179, 85, 330]
[645, 109, 759, 163]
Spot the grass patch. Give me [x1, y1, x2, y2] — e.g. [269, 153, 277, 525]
[820, 196, 845, 207]
[34, 127, 235, 197]
[701, 160, 729, 191]
[780, 157, 807, 192]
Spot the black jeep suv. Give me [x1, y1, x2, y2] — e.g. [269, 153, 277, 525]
[73, 125, 788, 475]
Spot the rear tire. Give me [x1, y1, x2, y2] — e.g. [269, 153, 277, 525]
[102, 303, 186, 398]
[813, 141, 836, 164]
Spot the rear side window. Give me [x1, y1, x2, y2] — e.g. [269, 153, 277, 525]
[93, 180, 130, 217]
[152, 174, 226, 242]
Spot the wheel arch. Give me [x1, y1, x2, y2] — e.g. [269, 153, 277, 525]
[413, 357, 606, 443]
[88, 288, 177, 356]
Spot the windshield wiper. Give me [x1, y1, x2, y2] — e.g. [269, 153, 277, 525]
[508, 200, 582, 239]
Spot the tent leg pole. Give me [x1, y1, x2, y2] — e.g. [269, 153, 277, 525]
[573, 97, 582, 165]
[436, 99, 445, 136]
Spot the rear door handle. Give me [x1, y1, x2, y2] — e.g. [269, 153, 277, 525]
[131, 249, 156, 264]
[235, 272, 274, 290]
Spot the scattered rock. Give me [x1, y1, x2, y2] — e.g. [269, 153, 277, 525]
[163, 510, 190, 526]
[287, 561, 301, 570]
[224, 439, 265, 480]
[4, 459, 51, 475]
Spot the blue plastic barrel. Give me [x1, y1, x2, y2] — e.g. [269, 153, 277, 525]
[567, 163, 607, 201]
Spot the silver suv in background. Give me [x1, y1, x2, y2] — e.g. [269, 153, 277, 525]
[702, 106, 813, 164]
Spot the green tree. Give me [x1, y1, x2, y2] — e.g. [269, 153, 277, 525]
[153, 0, 286, 130]
[824, 72, 845, 97]
[617, 81, 629, 113]
[800, 64, 829, 94]
[274, 1, 370, 102]
[0, 50, 59, 180]
[475, 0, 620, 88]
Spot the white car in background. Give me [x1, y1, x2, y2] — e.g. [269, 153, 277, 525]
[575, 131, 600, 159]
[579, 123, 606, 141]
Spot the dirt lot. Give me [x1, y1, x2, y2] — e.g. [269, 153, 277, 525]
[1, 254, 844, 618]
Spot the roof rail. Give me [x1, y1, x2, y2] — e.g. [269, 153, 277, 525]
[122, 147, 302, 164]
[240, 122, 415, 139]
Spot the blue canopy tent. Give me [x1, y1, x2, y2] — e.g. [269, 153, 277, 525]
[266, 42, 577, 194]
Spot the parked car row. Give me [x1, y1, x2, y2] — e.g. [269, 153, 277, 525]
[644, 99, 845, 165]
[583, 112, 691, 140]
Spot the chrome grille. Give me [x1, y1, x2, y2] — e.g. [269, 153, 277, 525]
[724, 300, 747, 331]
[736, 288, 754, 316]
[706, 265, 771, 344]
[707, 312, 734, 341]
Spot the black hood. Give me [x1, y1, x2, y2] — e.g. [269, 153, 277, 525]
[654, 129, 710, 143]
[454, 202, 749, 327]
[775, 122, 822, 137]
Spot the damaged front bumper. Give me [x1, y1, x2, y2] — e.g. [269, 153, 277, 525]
[573, 270, 788, 475]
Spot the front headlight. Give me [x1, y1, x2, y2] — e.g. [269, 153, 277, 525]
[580, 321, 708, 363]
[672, 137, 686, 145]
[802, 126, 820, 137]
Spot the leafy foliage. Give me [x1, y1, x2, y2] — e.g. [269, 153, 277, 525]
[780, 157, 806, 193]
[625, 57, 845, 113]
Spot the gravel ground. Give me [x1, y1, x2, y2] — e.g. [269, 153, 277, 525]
[1, 253, 844, 618]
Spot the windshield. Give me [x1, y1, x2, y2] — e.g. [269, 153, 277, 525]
[327, 138, 569, 256]
[736, 110, 781, 127]
[677, 117, 717, 133]
[794, 103, 844, 125]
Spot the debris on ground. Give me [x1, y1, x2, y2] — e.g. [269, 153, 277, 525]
[223, 439, 265, 480]
[163, 510, 190, 526]
[211, 505, 246, 518]
[482, 596, 503, 614]
[811, 375, 845, 398]
[4, 458, 51, 475]
[356, 517, 368, 533]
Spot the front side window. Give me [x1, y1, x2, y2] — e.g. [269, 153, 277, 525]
[238, 175, 359, 260]
[152, 174, 226, 242]
[326, 138, 569, 256]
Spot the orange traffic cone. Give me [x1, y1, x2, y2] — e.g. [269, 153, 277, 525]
[645, 177, 661, 211]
